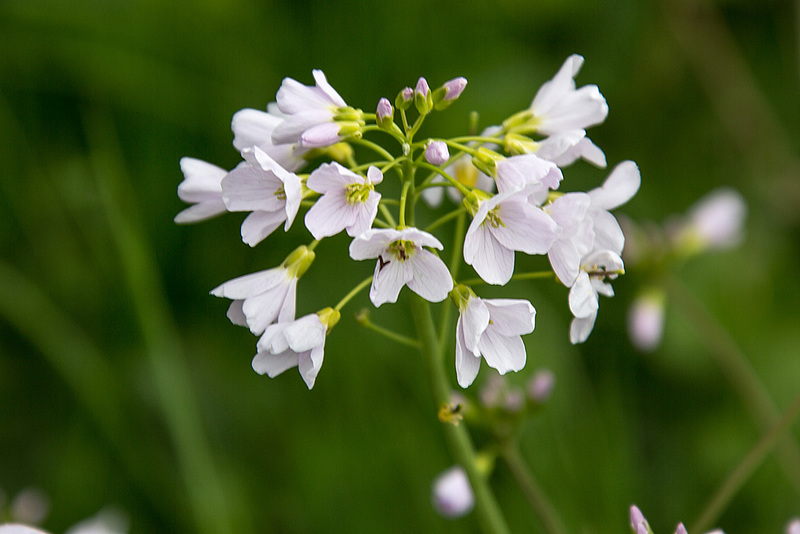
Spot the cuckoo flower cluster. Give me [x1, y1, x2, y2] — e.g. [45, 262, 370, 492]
[176, 55, 640, 389]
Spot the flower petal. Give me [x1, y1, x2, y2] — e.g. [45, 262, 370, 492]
[252, 349, 298, 377]
[589, 160, 640, 210]
[349, 228, 401, 260]
[483, 299, 536, 336]
[464, 222, 514, 285]
[455, 320, 482, 388]
[569, 272, 598, 318]
[406, 250, 453, 303]
[240, 210, 285, 247]
[570, 313, 597, 344]
[210, 267, 287, 299]
[477, 327, 526, 374]
[304, 187, 355, 239]
[370, 256, 413, 307]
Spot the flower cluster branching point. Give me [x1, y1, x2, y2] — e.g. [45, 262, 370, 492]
[178, 56, 639, 389]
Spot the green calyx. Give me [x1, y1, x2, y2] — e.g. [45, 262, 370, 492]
[504, 132, 540, 155]
[316, 307, 341, 332]
[449, 283, 476, 311]
[462, 189, 491, 217]
[502, 109, 538, 133]
[283, 245, 316, 278]
[471, 146, 503, 177]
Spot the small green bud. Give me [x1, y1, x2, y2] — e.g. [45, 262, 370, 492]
[462, 189, 490, 217]
[395, 87, 413, 110]
[471, 147, 503, 177]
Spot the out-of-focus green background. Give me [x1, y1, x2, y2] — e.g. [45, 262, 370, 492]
[1, 0, 799, 532]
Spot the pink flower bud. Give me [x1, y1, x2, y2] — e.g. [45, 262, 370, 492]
[376, 97, 394, 130]
[425, 141, 449, 165]
[432, 467, 474, 518]
[630, 505, 650, 534]
[415, 77, 430, 98]
[443, 77, 467, 100]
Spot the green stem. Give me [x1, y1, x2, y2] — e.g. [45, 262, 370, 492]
[416, 161, 471, 196]
[409, 296, 511, 534]
[667, 275, 800, 496]
[426, 207, 467, 233]
[500, 444, 567, 534]
[350, 137, 396, 163]
[356, 313, 421, 348]
[690, 388, 800, 533]
[334, 276, 373, 312]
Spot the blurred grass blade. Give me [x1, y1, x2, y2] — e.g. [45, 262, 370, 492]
[83, 109, 239, 534]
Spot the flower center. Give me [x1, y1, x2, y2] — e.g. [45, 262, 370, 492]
[484, 207, 506, 229]
[345, 182, 372, 205]
[388, 239, 417, 262]
[274, 186, 286, 201]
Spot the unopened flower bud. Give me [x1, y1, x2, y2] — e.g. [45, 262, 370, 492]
[415, 77, 432, 115]
[471, 146, 502, 176]
[395, 87, 413, 110]
[675, 524, 688, 534]
[433, 77, 468, 110]
[528, 369, 555, 404]
[432, 467, 474, 518]
[629, 505, 652, 534]
[376, 97, 394, 131]
[425, 141, 450, 165]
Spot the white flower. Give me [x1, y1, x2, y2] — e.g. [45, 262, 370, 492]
[304, 163, 383, 239]
[174, 157, 229, 224]
[211, 269, 296, 334]
[231, 105, 309, 172]
[253, 308, 339, 389]
[529, 54, 608, 136]
[786, 518, 800, 534]
[272, 70, 356, 148]
[493, 153, 563, 197]
[349, 228, 453, 307]
[431, 467, 474, 518]
[568, 250, 624, 344]
[211, 245, 313, 334]
[221, 147, 302, 247]
[544, 192, 595, 286]
[587, 160, 641, 255]
[454, 293, 536, 388]
[464, 187, 558, 285]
